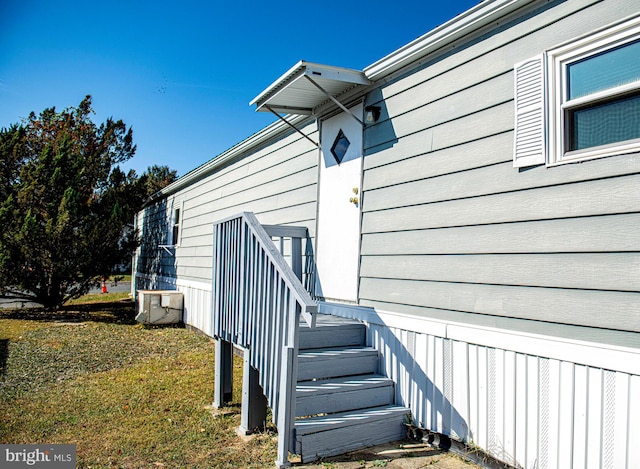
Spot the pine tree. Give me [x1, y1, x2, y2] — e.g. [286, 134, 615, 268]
[0, 96, 142, 307]
[140, 164, 179, 197]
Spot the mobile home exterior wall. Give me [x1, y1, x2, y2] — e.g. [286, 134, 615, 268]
[352, 0, 640, 466]
[360, 0, 639, 339]
[133, 0, 640, 467]
[134, 119, 318, 333]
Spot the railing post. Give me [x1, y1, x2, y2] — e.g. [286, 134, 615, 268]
[291, 236, 302, 282]
[213, 339, 233, 408]
[239, 347, 268, 435]
[276, 294, 302, 468]
[275, 345, 296, 468]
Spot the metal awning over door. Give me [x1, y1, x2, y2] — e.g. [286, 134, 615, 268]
[250, 61, 371, 146]
[250, 61, 371, 115]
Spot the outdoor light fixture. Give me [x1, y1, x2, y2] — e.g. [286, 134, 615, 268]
[364, 105, 381, 124]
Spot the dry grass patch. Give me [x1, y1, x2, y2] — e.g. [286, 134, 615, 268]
[65, 291, 131, 305]
[0, 301, 277, 468]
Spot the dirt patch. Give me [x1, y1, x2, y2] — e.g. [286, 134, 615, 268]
[292, 441, 480, 468]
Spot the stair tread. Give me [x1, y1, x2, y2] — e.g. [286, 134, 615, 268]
[295, 405, 409, 435]
[298, 346, 377, 358]
[297, 346, 378, 381]
[295, 374, 395, 417]
[300, 313, 362, 328]
[299, 315, 365, 350]
[297, 374, 392, 397]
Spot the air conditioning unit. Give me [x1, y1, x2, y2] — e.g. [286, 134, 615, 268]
[135, 290, 183, 325]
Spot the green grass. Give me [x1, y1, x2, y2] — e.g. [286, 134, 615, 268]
[65, 291, 130, 305]
[0, 301, 278, 468]
[110, 274, 132, 282]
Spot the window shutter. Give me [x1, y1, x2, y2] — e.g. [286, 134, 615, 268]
[513, 54, 546, 167]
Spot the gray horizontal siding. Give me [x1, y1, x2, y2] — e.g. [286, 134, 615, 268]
[362, 174, 639, 232]
[359, 277, 640, 332]
[359, 0, 640, 335]
[184, 149, 316, 210]
[360, 253, 640, 292]
[179, 181, 316, 244]
[360, 214, 640, 255]
[366, 101, 514, 165]
[362, 299, 640, 349]
[365, 71, 513, 153]
[364, 0, 638, 170]
[364, 153, 640, 211]
[182, 170, 316, 228]
[135, 201, 177, 280]
[137, 120, 319, 285]
[363, 132, 513, 191]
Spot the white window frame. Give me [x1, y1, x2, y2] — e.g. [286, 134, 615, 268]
[547, 16, 640, 165]
[169, 199, 184, 247]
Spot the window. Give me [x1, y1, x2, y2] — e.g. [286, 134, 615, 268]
[169, 200, 183, 247]
[171, 208, 180, 246]
[330, 129, 350, 164]
[513, 16, 640, 167]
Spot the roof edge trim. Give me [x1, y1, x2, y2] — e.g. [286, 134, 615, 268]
[364, 0, 537, 80]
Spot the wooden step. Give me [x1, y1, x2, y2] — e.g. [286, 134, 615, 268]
[296, 374, 394, 417]
[299, 314, 365, 350]
[294, 405, 410, 463]
[297, 347, 378, 381]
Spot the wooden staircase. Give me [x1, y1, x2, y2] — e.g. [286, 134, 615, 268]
[294, 313, 409, 463]
[210, 214, 408, 466]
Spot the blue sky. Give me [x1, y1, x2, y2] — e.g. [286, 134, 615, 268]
[1, 0, 480, 177]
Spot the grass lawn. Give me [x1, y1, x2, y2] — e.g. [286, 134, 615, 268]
[0, 298, 277, 468]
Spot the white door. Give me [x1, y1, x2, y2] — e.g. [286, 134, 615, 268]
[315, 104, 363, 303]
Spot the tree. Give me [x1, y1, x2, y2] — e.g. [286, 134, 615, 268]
[139, 164, 179, 198]
[0, 95, 142, 308]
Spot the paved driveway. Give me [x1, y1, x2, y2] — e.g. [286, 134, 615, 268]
[88, 281, 131, 295]
[1, 282, 132, 309]
[0, 297, 41, 309]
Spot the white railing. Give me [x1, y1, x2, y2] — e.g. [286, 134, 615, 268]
[211, 212, 316, 467]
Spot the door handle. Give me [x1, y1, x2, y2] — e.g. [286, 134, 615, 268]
[350, 187, 359, 204]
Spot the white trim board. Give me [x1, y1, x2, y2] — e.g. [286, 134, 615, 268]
[134, 273, 212, 292]
[319, 302, 640, 375]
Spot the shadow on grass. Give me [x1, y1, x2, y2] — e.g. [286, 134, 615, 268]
[0, 300, 139, 325]
[0, 339, 7, 380]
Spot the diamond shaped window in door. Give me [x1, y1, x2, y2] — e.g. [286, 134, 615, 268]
[330, 129, 350, 164]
